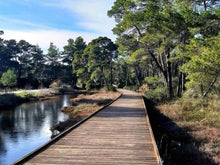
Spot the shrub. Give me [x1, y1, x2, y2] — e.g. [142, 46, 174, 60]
[0, 69, 17, 88]
[179, 91, 220, 127]
[102, 85, 116, 92]
[49, 80, 65, 88]
[144, 87, 169, 103]
[138, 84, 148, 92]
[145, 76, 164, 89]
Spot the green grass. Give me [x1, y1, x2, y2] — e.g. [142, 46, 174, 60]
[157, 98, 220, 128]
[73, 105, 87, 112]
[180, 96, 220, 128]
[0, 89, 63, 108]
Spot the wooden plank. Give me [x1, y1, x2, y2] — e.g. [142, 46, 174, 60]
[15, 89, 161, 165]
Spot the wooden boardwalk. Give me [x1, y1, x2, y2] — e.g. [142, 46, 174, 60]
[19, 89, 161, 165]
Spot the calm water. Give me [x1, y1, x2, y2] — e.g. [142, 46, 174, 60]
[0, 95, 74, 165]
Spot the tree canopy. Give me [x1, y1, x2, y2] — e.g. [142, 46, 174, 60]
[73, 37, 117, 90]
[108, 0, 220, 97]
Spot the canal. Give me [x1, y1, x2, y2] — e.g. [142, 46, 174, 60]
[0, 95, 74, 165]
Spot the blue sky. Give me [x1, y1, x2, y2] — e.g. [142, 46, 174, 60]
[0, 0, 116, 51]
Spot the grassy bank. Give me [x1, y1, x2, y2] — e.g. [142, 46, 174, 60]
[51, 91, 121, 134]
[0, 88, 76, 109]
[144, 91, 220, 165]
[157, 98, 220, 164]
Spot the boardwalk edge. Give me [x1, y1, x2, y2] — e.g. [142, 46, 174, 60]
[141, 94, 162, 165]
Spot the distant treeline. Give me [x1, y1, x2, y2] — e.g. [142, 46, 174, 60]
[0, 36, 82, 88]
[0, 36, 118, 90]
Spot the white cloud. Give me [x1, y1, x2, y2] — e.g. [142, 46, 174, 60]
[0, 16, 51, 30]
[42, 0, 116, 34]
[61, 0, 113, 21]
[2, 29, 114, 52]
[43, 0, 114, 20]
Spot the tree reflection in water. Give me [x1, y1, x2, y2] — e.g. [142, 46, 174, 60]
[0, 95, 74, 165]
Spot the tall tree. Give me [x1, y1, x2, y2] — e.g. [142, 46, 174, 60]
[17, 40, 39, 88]
[72, 48, 90, 89]
[46, 42, 61, 83]
[62, 37, 86, 86]
[0, 39, 19, 76]
[73, 37, 117, 90]
[88, 37, 117, 87]
[29, 45, 45, 88]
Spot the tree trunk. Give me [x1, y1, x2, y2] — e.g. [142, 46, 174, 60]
[203, 1, 207, 10]
[177, 72, 182, 97]
[182, 73, 186, 92]
[166, 49, 173, 98]
[134, 67, 141, 86]
[101, 67, 106, 87]
[147, 48, 166, 77]
[203, 77, 217, 98]
[17, 65, 22, 88]
[147, 47, 174, 96]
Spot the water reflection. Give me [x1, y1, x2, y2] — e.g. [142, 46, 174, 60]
[0, 95, 74, 165]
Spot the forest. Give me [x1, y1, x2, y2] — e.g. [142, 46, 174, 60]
[0, 0, 219, 99]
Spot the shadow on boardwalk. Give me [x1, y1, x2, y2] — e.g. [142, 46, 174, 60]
[144, 98, 218, 165]
[96, 106, 144, 118]
[120, 95, 141, 100]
